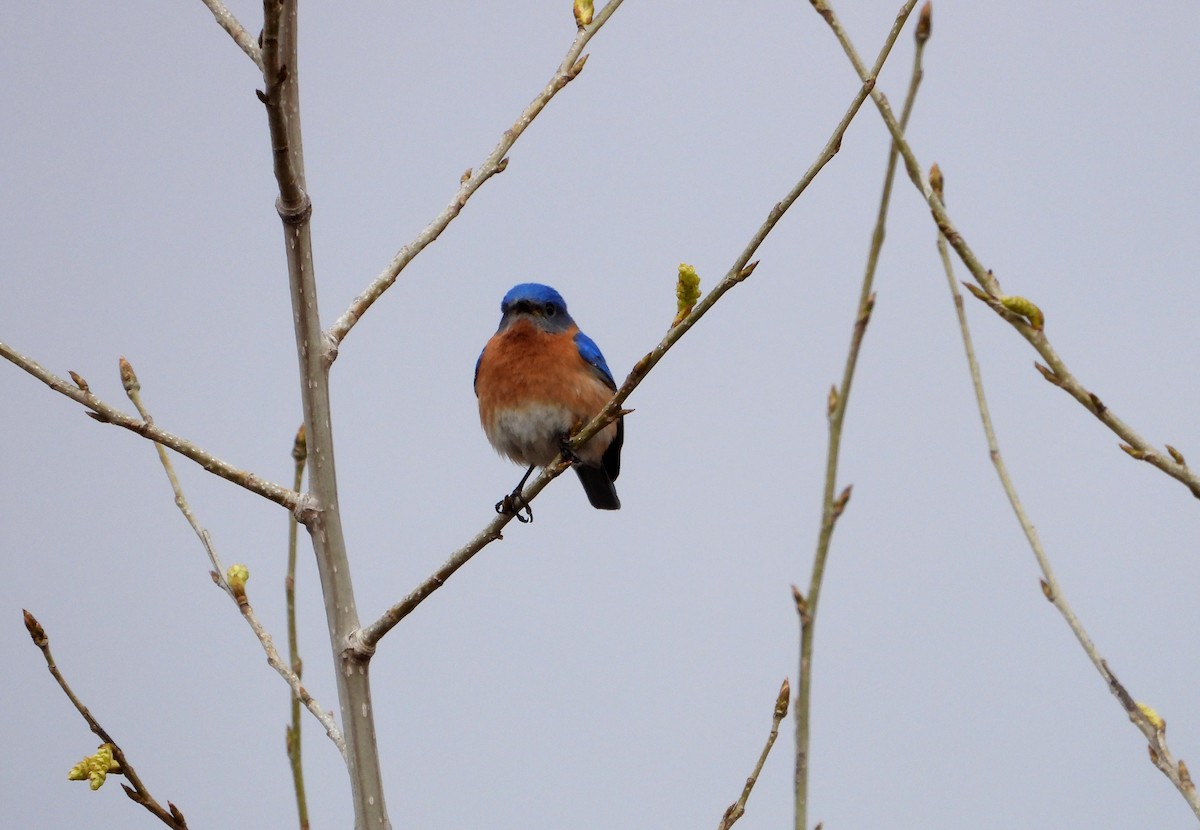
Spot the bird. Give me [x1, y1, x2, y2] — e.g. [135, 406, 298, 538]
[475, 283, 623, 517]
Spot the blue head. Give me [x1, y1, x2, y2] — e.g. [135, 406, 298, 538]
[497, 283, 575, 334]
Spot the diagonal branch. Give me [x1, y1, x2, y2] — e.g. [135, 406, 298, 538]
[932, 187, 1200, 818]
[354, 13, 913, 653]
[807, 0, 1200, 500]
[326, 0, 626, 352]
[196, 0, 265, 71]
[718, 679, 791, 830]
[23, 610, 189, 830]
[117, 358, 345, 758]
[0, 340, 302, 512]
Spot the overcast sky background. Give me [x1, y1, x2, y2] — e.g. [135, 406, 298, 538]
[2, 2, 1199, 828]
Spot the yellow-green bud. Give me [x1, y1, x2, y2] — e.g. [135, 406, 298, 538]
[68, 744, 119, 790]
[674, 264, 701, 327]
[999, 295, 1044, 330]
[227, 564, 250, 597]
[1136, 702, 1165, 732]
[573, 0, 594, 28]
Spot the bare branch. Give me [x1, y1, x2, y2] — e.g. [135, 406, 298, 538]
[355, 6, 912, 652]
[0, 340, 303, 512]
[23, 610, 189, 829]
[717, 679, 790, 830]
[795, 6, 924, 827]
[815, 0, 1200, 808]
[196, 0, 264, 71]
[326, 0, 627, 352]
[809, 0, 1200, 501]
[260, 0, 387, 825]
[933, 197, 1200, 818]
[285, 424, 312, 827]
[116, 358, 345, 758]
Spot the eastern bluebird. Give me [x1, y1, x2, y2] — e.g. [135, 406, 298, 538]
[475, 283, 623, 515]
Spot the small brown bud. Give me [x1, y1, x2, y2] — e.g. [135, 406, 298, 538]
[774, 678, 791, 720]
[915, 2, 932, 44]
[832, 484, 853, 519]
[827, 385, 839, 417]
[1166, 444, 1187, 467]
[118, 356, 140, 394]
[1119, 443, 1147, 461]
[1033, 362, 1062, 387]
[962, 282, 990, 302]
[69, 371, 91, 393]
[1039, 579, 1054, 601]
[929, 163, 943, 200]
[23, 609, 47, 646]
[292, 423, 307, 462]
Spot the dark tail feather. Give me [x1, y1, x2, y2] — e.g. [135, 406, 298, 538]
[575, 465, 620, 510]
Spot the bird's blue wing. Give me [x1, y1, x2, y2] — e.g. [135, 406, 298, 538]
[574, 330, 616, 390]
[473, 351, 483, 395]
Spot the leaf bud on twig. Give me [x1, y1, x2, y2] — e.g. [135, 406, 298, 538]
[67, 744, 120, 790]
[673, 264, 701, 327]
[1136, 702, 1165, 732]
[292, 423, 307, 463]
[774, 678, 791, 720]
[574, 0, 593, 28]
[928, 162, 944, 201]
[118, 356, 140, 394]
[227, 564, 251, 600]
[915, 2, 932, 44]
[999, 295, 1044, 330]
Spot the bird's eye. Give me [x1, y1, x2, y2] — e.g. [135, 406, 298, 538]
[544, 303, 557, 317]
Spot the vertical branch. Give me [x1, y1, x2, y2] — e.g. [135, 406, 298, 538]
[286, 425, 310, 830]
[260, 1, 389, 828]
[793, 5, 928, 829]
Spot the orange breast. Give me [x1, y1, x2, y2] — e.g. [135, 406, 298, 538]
[476, 320, 617, 466]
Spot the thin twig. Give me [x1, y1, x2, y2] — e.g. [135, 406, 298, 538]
[794, 6, 926, 828]
[117, 358, 346, 758]
[197, 0, 265, 71]
[354, 6, 913, 654]
[326, 0, 626, 352]
[932, 183, 1200, 818]
[22, 610, 189, 829]
[718, 679, 791, 830]
[286, 424, 311, 829]
[0, 340, 303, 512]
[809, 0, 1200, 501]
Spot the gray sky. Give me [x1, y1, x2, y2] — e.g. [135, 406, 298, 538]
[3, 2, 1199, 827]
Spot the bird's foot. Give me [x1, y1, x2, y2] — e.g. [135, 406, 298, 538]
[495, 491, 533, 523]
[558, 434, 583, 467]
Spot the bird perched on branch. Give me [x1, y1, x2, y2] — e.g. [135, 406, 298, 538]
[475, 283, 623, 519]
